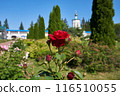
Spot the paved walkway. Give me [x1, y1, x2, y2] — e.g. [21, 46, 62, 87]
[0, 41, 14, 47]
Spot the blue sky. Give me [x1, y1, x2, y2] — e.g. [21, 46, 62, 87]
[0, 0, 119, 30]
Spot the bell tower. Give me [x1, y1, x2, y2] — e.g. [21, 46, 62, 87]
[72, 11, 81, 29]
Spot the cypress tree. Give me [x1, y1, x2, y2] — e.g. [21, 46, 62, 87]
[48, 12, 54, 35]
[55, 5, 61, 31]
[0, 21, 2, 26]
[19, 22, 24, 30]
[39, 17, 45, 39]
[27, 21, 34, 39]
[37, 15, 41, 25]
[34, 23, 39, 39]
[90, 0, 115, 47]
[48, 5, 61, 36]
[3, 19, 9, 29]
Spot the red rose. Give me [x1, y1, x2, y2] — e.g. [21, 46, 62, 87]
[46, 55, 52, 62]
[75, 50, 81, 56]
[49, 30, 69, 48]
[67, 72, 75, 80]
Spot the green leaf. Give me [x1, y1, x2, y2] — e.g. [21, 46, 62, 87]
[60, 54, 66, 60]
[55, 72, 62, 79]
[55, 53, 61, 60]
[71, 70, 83, 80]
[44, 76, 54, 80]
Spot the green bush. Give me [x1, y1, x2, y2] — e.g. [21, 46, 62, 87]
[82, 44, 119, 72]
[12, 39, 26, 50]
[0, 50, 24, 80]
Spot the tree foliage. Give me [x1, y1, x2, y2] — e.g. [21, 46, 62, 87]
[61, 18, 68, 31]
[90, 0, 115, 47]
[48, 5, 61, 36]
[34, 23, 39, 39]
[81, 18, 91, 31]
[39, 17, 45, 39]
[19, 22, 24, 30]
[68, 27, 83, 37]
[81, 18, 85, 30]
[3, 19, 9, 29]
[115, 23, 120, 41]
[0, 21, 2, 26]
[27, 22, 34, 39]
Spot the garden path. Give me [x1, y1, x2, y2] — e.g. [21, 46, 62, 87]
[0, 41, 14, 47]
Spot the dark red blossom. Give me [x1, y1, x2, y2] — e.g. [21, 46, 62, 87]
[67, 72, 75, 80]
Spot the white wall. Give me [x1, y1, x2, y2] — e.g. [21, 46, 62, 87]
[7, 31, 28, 39]
[72, 19, 80, 28]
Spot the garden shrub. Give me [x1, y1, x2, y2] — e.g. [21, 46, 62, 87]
[0, 50, 24, 80]
[12, 39, 26, 50]
[82, 43, 119, 72]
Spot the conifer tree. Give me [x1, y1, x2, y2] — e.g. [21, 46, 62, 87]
[90, 0, 115, 47]
[19, 22, 24, 30]
[37, 15, 41, 25]
[85, 20, 91, 31]
[81, 18, 85, 30]
[55, 5, 61, 31]
[0, 21, 2, 26]
[48, 12, 54, 35]
[27, 21, 34, 39]
[3, 19, 9, 29]
[34, 23, 39, 39]
[48, 5, 61, 36]
[39, 17, 45, 39]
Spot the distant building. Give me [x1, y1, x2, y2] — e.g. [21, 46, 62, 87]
[83, 31, 91, 37]
[72, 12, 91, 37]
[72, 11, 81, 29]
[6, 29, 29, 39]
[1, 28, 49, 39]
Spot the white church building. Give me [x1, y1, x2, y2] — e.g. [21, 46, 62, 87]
[72, 11, 91, 37]
[72, 11, 81, 29]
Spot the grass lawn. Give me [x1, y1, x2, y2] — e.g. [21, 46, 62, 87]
[83, 70, 120, 80]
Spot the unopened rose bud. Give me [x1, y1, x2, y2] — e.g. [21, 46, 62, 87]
[67, 37, 71, 42]
[23, 64, 27, 69]
[75, 50, 81, 56]
[46, 55, 52, 62]
[46, 40, 51, 46]
[67, 72, 75, 80]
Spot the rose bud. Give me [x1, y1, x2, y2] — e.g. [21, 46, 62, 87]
[67, 37, 71, 42]
[67, 72, 75, 80]
[23, 64, 27, 69]
[46, 39, 51, 46]
[46, 55, 52, 62]
[75, 50, 81, 56]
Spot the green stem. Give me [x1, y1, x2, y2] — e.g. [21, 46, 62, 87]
[48, 45, 53, 54]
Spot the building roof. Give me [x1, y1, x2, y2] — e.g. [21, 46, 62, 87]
[6, 29, 29, 32]
[85, 31, 91, 33]
[45, 30, 48, 33]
